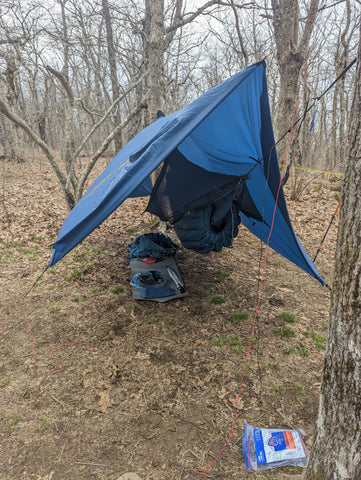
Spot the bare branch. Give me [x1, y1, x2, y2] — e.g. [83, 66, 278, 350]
[75, 98, 95, 122]
[299, 0, 319, 57]
[64, 72, 148, 194]
[230, 0, 249, 66]
[0, 36, 27, 46]
[165, 0, 223, 35]
[75, 97, 147, 202]
[340, 0, 351, 51]
[166, 1, 257, 35]
[45, 65, 74, 105]
[74, 72, 146, 160]
[0, 98, 73, 208]
[165, 0, 183, 48]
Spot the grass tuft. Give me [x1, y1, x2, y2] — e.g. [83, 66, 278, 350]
[215, 335, 243, 355]
[291, 379, 307, 404]
[272, 383, 285, 396]
[215, 269, 230, 278]
[210, 295, 226, 305]
[39, 415, 51, 430]
[278, 311, 299, 323]
[273, 326, 296, 338]
[309, 330, 326, 349]
[7, 415, 20, 428]
[66, 269, 84, 281]
[109, 285, 124, 294]
[298, 345, 309, 357]
[0, 379, 10, 388]
[229, 311, 249, 324]
[48, 306, 60, 313]
[282, 346, 295, 355]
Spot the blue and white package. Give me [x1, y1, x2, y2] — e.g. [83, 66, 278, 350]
[242, 423, 309, 471]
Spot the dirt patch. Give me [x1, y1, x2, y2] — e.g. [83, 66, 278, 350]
[0, 158, 340, 479]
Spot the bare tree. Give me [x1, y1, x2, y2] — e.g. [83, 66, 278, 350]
[139, 0, 255, 124]
[143, 0, 167, 125]
[101, 0, 122, 151]
[0, 0, 359, 215]
[330, 0, 359, 170]
[0, 53, 23, 162]
[270, 0, 332, 200]
[306, 24, 361, 480]
[271, 0, 319, 142]
[0, 71, 146, 210]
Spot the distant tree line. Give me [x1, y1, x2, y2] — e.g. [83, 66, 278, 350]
[0, 0, 359, 208]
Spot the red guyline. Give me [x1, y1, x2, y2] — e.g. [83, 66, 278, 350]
[194, 3, 326, 476]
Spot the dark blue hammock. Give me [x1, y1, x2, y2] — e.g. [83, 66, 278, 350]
[173, 204, 241, 254]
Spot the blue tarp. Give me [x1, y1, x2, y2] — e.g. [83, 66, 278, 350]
[49, 61, 325, 285]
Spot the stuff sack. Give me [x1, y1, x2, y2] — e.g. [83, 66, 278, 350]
[242, 423, 309, 471]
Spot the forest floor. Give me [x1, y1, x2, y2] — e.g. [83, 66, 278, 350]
[0, 157, 342, 480]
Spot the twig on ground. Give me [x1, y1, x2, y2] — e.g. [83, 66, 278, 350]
[50, 394, 70, 412]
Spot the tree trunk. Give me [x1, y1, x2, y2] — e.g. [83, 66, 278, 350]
[143, 0, 167, 222]
[271, 0, 318, 151]
[101, 0, 122, 152]
[3, 54, 23, 162]
[59, 0, 70, 82]
[306, 25, 361, 480]
[335, 0, 351, 170]
[58, 1, 76, 181]
[144, 0, 166, 125]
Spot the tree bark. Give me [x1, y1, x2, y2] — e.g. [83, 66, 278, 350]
[271, 0, 318, 146]
[45, 65, 77, 194]
[144, 0, 166, 125]
[101, 0, 122, 152]
[59, 0, 70, 82]
[271, 0, 319, 200]
[306, 25, 361, 480]
[331, 0, 352, 170]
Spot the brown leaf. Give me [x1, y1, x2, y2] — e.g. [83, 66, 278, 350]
[229, 396, 244, 411]
[97, 390, 112, 413]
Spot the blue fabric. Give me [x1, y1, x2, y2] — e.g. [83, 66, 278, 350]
[49, 61, 325, 286]
[146, 148, 241, 224]
[178, 64, 263, 175]
[140, 286, 175, 299]
[49, 63, 261, 266]
[173, 204, 240, 254]
[128, 233, 178, 260]
[130, 271, 164, 288]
